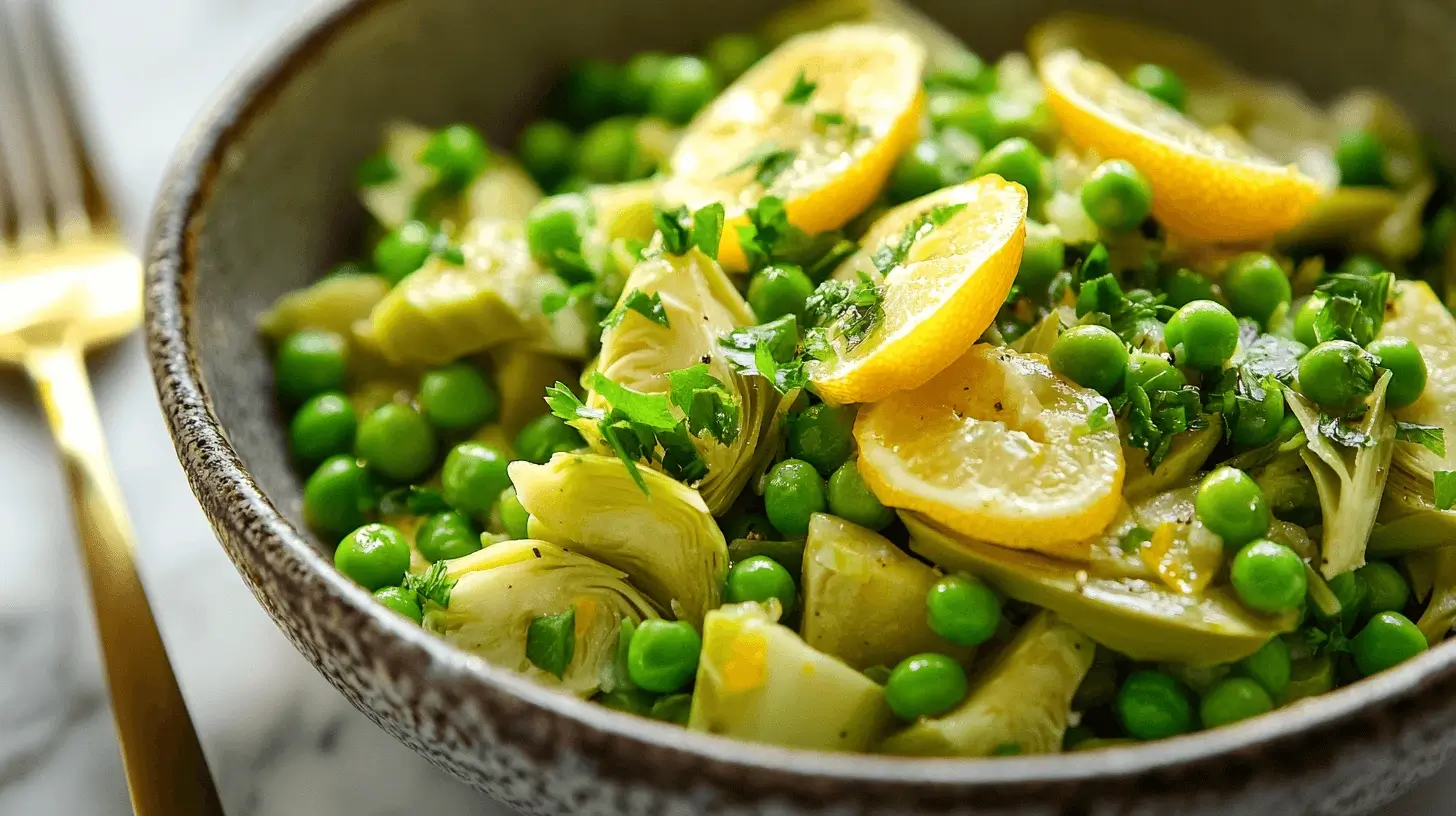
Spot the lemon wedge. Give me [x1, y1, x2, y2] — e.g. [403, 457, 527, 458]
[1040, 48, 1324, 243]
[808, 176, 1027, 405]
[660, 24, 925, 271]
[855, 345, 1124, 554]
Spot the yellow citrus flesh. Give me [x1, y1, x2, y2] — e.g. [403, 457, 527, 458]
[660, 24, 925, 272]
[1028, 13, 1240, 92]
[1040, 49, 1324, 243]
[808, 176, 1027, 406]
[855, 345, 1125, 554]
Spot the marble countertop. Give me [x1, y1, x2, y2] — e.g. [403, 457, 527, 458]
[0, 1, 1450, 814]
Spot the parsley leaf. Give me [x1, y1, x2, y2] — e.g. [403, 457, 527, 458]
[402, 561, 457, 609]
[814, 111, 847, 128]
[692, 202, 725, 259]
[1395, 421, 1447, 458]
[1312, 271, 1393, 347]
[550, 374, 714, 493]
[783, 69, 817, 105]
[653, 203, 726, 260]
[668, 365, 741, 444]
[725, 143, 797, 189]
[1084, 403, 1114, 434]
[601, 288, 669, 331]
[526, 606, 576, 678]
[718, 316, 808, 394]
[590, 373, 678, 432]
[1120, 526, 1153, 553]
[737, 196, 794, 270]
[1125, 384, 1208, 471]
[805, 273, 885, 352]
[1317, 413, 1375, 448]
[872, 202, 968, 275]
[1437, 471, 1456, 511]
[756, 341, 809, 394]
[545, 381, 602, 424]
[1304, 623, 1352, 657]
[542, 281, 596, 316]
[356, 151, 399, 187]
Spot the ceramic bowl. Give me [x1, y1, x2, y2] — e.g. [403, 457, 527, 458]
[145, 0, 1456, 812]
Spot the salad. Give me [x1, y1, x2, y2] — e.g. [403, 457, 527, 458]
[257, 0, 1456, 757]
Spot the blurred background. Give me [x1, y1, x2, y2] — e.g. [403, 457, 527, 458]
[0, 0, 1448, 813]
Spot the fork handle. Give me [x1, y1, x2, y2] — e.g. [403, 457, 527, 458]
[25, 343, 225, 816]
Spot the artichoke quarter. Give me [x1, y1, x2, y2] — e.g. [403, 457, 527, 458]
[423, 539, 662, 697]
[509, 453, 729, 626]
[585, 250, 782, 514]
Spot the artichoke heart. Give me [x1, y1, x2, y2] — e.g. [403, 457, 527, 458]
[509, 453, 729, 625]
[423, 539, 662, 697]
[905, 511, 1297, 665]
[801, 513, 973, 669]
[688, 601, 892, 752]
[880, 612, 1094, 757]
[360, 121, 435, 229]
[586, 250, 780, 514]
[257, 273, 390, 341]
[1121, 417, 1222, 502]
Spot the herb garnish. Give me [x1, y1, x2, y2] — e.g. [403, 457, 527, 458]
[1395, 421, 1447, 458]
[871, 202, 967, 275]
[526, 606, 576, 678]
[805, 273, 885, 353]
[1311, 270, 1393, 347]
[402, 561, 457, 609]
[1437, 470, 1456, 511]
[718, 315, 808, 395]
[653, 202, 726, 259]
[356, 151, 399, 187]
[600, 288, 669, 331]
[784, 69, 817, 105]
[726, 143, 797, 189]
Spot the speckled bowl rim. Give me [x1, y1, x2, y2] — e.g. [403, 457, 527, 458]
[143, 0, 1456, 801]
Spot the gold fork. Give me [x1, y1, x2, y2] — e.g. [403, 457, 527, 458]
[0, 2, 224, 813]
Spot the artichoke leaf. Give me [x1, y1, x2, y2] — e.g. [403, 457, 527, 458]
[257, 273, 390, 341]
[1010, 311, 1063, 357]
[905, 512, 1297, 665]
[464, 160, 544, 224]
[1283, 375, 1396, 578]
[360, 121, 435, 229]
[1417, 547, 1456, 646]
[880, 612, 1094, 757]
[585, 251, 778, 514]
[423, 540, 662, 696]
[1121, 417, 1223, 502]
[510, 453, 728, 625]
[489, 345, 582, 437]
[688, 601, 892, 752]
[800, 513, 973, 670]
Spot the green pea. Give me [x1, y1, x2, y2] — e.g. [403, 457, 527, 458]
[927, 90, 994, 143]
[355, 403, 437, 483]
[1196, 467, 1270, 547]
[419, 124, 489, 190]
[763, 459, 827, 537]
[1366, 335, 1428, 409]
[1231, 387, 1286, 450]
[1161, 267, 1218, 309]
[925, 573, 1001, 647]
[526, 193, 591, 271]
[1165, 300, 1239, 370]
[373, 220, 436, 285]
[514, 414, 585, 464]
[303, 455, 376, 539]
[1115, 670, 1195, 740]
[649, 56, 719, 125]
[441, 441, 511, 519]
[335, 523, 411, 590]
[1298, 340, 1375, 409]
[827, 461, 894, 530]
[1126, 63, 1187, 111]
[1328, 570, 1370, 631]
[973, 136, 1046, 200]
[885, 653, 969, 720]
[1231, 539, 1307, 614]
[1239, 637, 1292, 699]
[786, 403, 856, 477]
[1358, 562, 1411, 619]
[1423, 206, 1456, 262]
[553, 59, 621, 127]
[1017, 220, 1066, 293]
[517, 120, 578, 188]
[576, 117, 638, 183]
[1292, 294, 1327, 348]
[1124, 351, 1185, 394]
[419, 363, 499, 431]
[889, 138, 952, 203]
[1080, 159, 1153, 232]
[1049, 324, 1129, 395]
[925, 50, 995, 94]
[627, 619, 702, 693]
[986, 92, 1050, 145]
[275, 330, 348, 405]
[725, 555, 798, 614]
[704, 33, 765, 83]
[289, 392, 357, 466]
[1335, 129, 1387, 188]
[498, 486, 531, 540]
[748, 264, 814, 322]
[553, 174, 592, 195]
[415, 510, 482, 562]
[619, 52, 669, 113]
[1352, 611, 1428, 676]
[1199, 677, 1273, 729]
[1222, 252, 1292, 327]
[373, 586, 423, 623]
[1340, 254, 1386, 278]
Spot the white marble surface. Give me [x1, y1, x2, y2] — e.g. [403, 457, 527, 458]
[0, 1, 1452, 814]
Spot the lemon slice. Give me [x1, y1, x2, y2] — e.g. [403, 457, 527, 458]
[808, 176, 1026, 405]
[1040, 49, 1324, 243]
[660, 24, 925, 271]
[1029, 13, 1240, 94]
[855, 345, 1124, 554]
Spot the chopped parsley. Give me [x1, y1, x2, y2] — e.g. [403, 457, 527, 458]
[805, 273, 885, 353]
[1395, 421, 1447, 458]
[668, 365, 741, 444]
[356, 151, 399, 187]
[783, 69, 817, 105]
[1303, 623, 1352, 656]
[1121, 384, 1208, 471]
[872, 202, 968, 275]
[1120, 526, 1153, 553]
[1079, 403, 1114, 437]
[1316, 412, 1375, 448]
[814, 111, 847, 128]
[1074, 271, 1172, 348]
[402, 561, 456, 609]
[1311, 270, 1393, 347]
[526, 606, 576, 678]
[725, 143, 797, 189]
[601, 288, 669, 330]
[718, 315, 808, 394]
[737, 195, 797, 270]
[653, 202, 726, 260]
[1437, 470, 1456, 511]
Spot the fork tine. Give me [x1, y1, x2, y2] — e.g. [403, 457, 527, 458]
[5, 0, 90, 238]
[0, 1, 49, 247]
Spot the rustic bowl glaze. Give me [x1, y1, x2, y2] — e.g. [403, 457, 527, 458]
[145, 0, 1456, 813]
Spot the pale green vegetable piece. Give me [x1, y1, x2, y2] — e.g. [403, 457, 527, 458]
[905, 512, 1297, 665]
[1283, 375, 1395, 578]
[584, 250, 781, 515]
[688, 601, 891, 752]
[587, 179, 660, 245]
[489, 345, 581, 437]
[1417, 547, 1456, 645]
[510, 453, 729, 625]
[464, 160, 544, 223]
[800, 513, 972, 670]
[423, 539, 661, 697]
[881, 612, 1093, 757]
[360, 121, 436, 229]
[1009, 311, 1062, 356]
[257, 273, 390, 341]
[1122, 418, 1223, 502]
